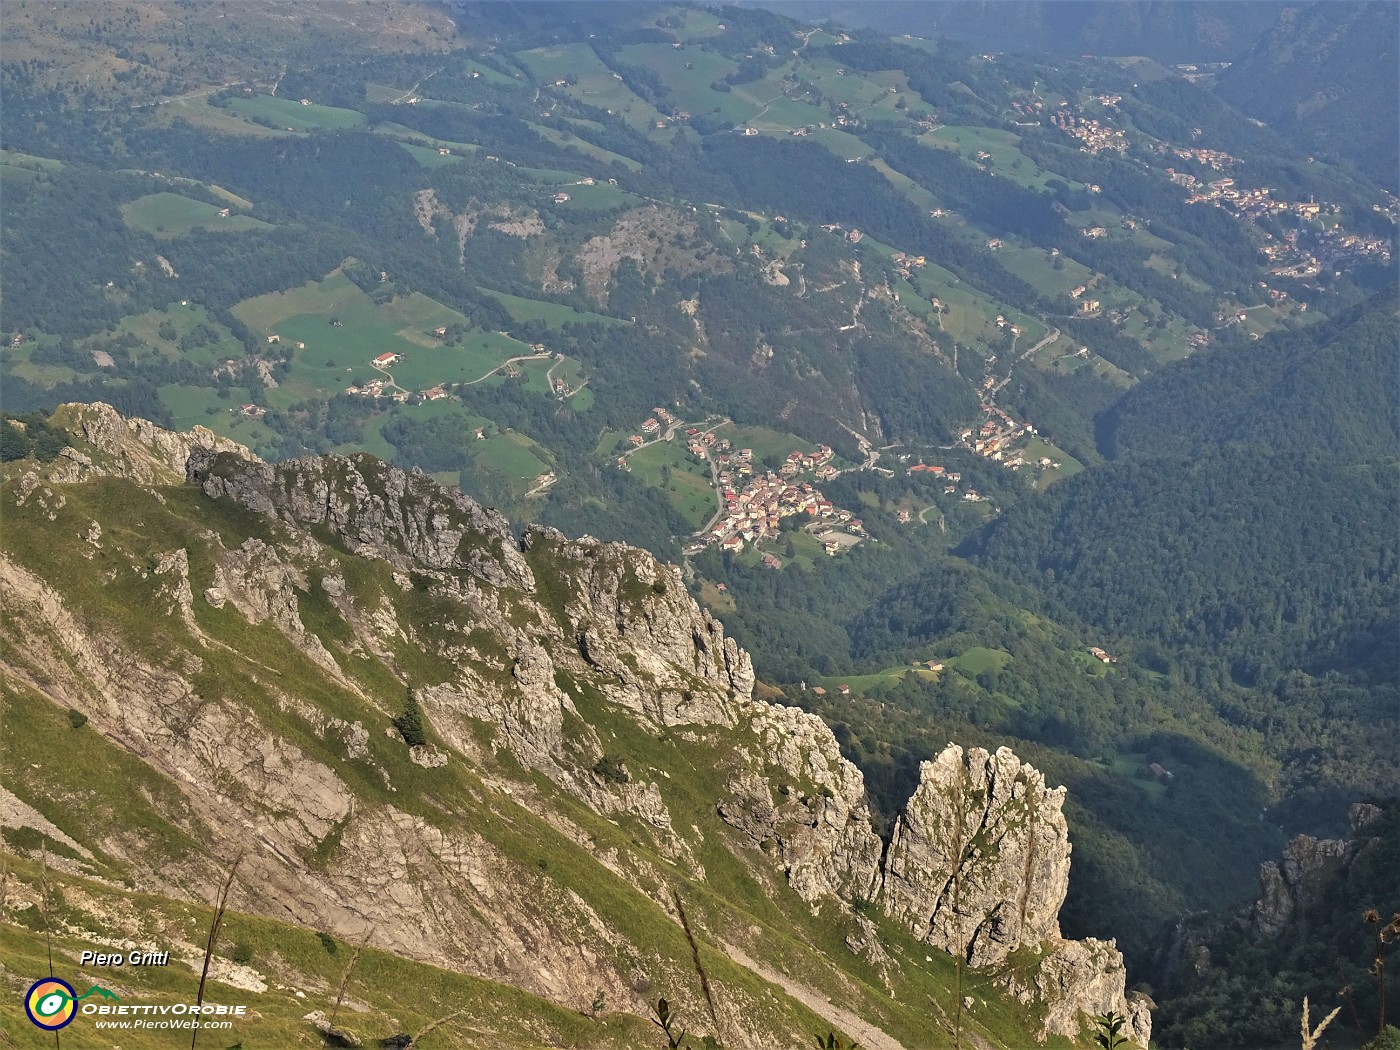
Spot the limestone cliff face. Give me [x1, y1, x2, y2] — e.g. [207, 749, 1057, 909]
[874, 745, 1149, 1044]
[187, 448, 533, 591]
[880, 745, 1070, 967]
[1, 407, 1149, 1047]
[49, 401, 256, 484]
[1251, 833, 1353, 939]
[719, 703, 884, 905]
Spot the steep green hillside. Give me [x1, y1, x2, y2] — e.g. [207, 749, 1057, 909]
[962, 292, 1400, 829]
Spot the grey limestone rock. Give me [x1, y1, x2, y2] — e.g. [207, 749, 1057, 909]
[880, 744, 1070, 968]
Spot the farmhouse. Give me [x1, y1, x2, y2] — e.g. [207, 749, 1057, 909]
[373, 352, 400, 367]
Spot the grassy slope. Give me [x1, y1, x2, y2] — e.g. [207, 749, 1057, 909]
[0, 445, 1085, 1049]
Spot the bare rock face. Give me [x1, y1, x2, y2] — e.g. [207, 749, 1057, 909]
[719, 704, 883, 904]
[53, 402, 255, 484]
[1251, 833, 1351, 938]
[522, 526, 752, 725]
[207, 537, 345, 679]
[880, 745, 1070, 968]
[187, 449, 533, 592]
[1001, 937, 1153, 1044]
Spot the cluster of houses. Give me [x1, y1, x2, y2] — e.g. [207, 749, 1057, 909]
[1088, 647, 1118, 664]
[956, 404, 1042, 477]
[889, 251, 927, 278]
[1068, 285, 1102, 314]
[346, 376, 404, 401]
[906, 462, 963, 493]
[1153, 142, 1240, 171]
[786, 114, 862, 138]
[678, 437, 863, 558]
[694, 464, 865, 557]
[1049, 106, 1128, 154]
[623, 406, 679, 448]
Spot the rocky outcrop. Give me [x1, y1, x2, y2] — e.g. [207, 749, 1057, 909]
[880, 745, 1070, 967]
[720, 703, 883, 904]
[873, 744, 1149, 1045]
[204, 537, 345, 678]
[1002, 938, 1154, 1044]
[187, 449, 532, 591]
[51, 401, 255, 484]
[1251, 833, 1351, 938]
[522, 525, 752, 723]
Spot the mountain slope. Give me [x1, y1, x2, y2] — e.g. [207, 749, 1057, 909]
[0, 403, 1149, 1048]
[962, 291, 1400, 828]
[742, 1, 1286, 62]
[1214, 1, 1400, 189]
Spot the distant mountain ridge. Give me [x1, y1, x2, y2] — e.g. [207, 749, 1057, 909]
[1214, 1, 1400, 189]
[740, 0, 1288, 61]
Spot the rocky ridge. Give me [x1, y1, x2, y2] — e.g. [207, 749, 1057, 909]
[0, 405, 1150, 1046]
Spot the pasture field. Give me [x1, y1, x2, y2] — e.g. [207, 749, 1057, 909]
[905, 263, 1006, 350]
[549, 180, 644, 212]
[867, 158, 943, 212]
[156, 385, 280, 456]
[1022, 437, 1085, 490]
[947, 647, 1012, 676]
[1106, 752, 1169, 798]
[113, 303, 243, 367]
[628, 439, 714, 527]
[749, 94, 829, 134]
[997, 246, 1096, 299]
[717, 424, 816, 464]
[232, 272, 527, 398]
[120, 193, 274, 238]
[155, 96, 293, 138]
[524, 123, 644, 170]
[0, 149, 64, 173]
[615, 43, 749, 124]
[359, 399, 492, 461]
[517, 45, 666, 133]
[376, 121, 482, 154]
[472, 429, 551, 480]
[922, 126, 1067, 191]
[391, 332, 535, 390]
[2, 341, 78, 387]
[478, 288, 622, 328]
[813, 666, 940, 696]
[805, 128, 872, 160]
[221, 94, 366, 132]
[510, 357, 559, 398]
[801, 58, 888, 109]
[398, 142, 463, 168]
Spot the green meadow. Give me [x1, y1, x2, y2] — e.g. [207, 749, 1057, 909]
[221, 93, 366, 132]
[120, 192, 273, 238]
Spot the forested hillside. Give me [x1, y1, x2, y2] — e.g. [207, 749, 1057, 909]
[1215, 1, 1400, 190]
[963, 291, 1399, 825]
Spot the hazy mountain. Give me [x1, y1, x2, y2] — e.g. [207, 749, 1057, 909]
[737, 0, 1287, 61]
[1214, 1, 1400, 188]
